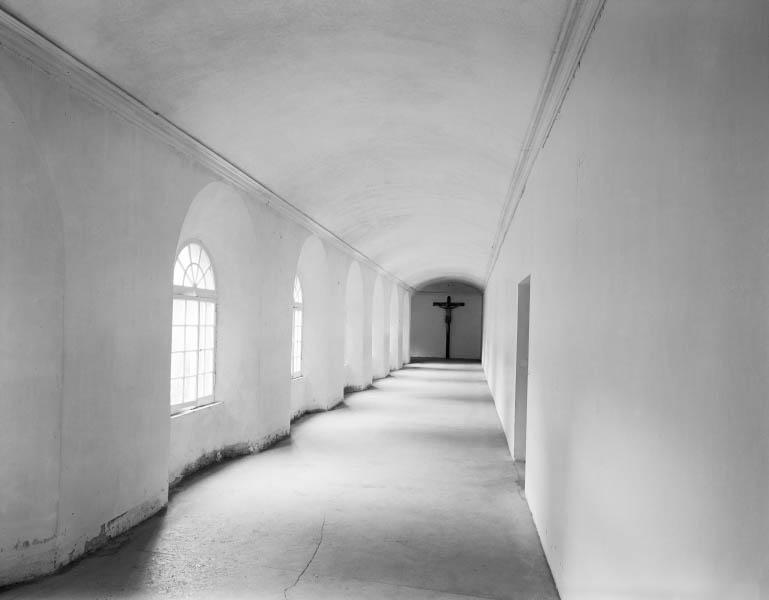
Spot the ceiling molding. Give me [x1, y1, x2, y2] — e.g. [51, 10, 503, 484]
[0, 9, 415, 294]
[484, 0, 606, 286]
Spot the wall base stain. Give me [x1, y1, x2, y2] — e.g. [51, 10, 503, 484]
[11, 535, 54, 551]
[80, 497, 165, 558]
[2, 375, 406, 590]
[290, 393, 346, 424]
[0, 497, 164, 591]
[169, 426, 291, 489]
[343, 383, 370, 394]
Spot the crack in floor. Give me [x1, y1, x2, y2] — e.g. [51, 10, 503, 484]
[283, 515, 326, 599]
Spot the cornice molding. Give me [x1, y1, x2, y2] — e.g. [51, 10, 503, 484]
[0, 9, 415, 293]
[484, 0, 605, 286]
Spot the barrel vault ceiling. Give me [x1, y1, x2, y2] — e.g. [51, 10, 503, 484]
[0, 0, 568, 289]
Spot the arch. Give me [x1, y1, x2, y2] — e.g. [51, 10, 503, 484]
[344, 261, 365, 390]
[414, 276, 484, 293]
[292, 235, 331, 416]
[170, 181, 262, 482]
[371, 276, 386, 379]
[388, 285, 400, 371]
[170, 241, 217, 412]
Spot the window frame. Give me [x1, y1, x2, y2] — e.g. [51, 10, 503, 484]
[291, 275, 303, 378]
[170, 240, 218, 415]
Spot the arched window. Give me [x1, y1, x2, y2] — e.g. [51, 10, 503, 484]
[291, 276, 303, 377]
[170, 242, 216, 413]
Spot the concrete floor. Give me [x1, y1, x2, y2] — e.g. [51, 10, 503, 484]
[5, 361, 558, 600]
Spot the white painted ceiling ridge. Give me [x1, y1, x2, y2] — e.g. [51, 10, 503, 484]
[0, 8, 415, 294]
[484, 0, 606, 287]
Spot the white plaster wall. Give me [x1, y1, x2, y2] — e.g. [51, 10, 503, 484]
[0, 42, 408, 586]
[401, 291, 412, 363]
[396, 288, 408, 368]
[381, 279, 395, 373]
[289, 237, 352, 416]
[168, 182, 292, 482]
[360, 268, 377, 387]
[0, 64, 63, 582]
[388, 285, 401, 370]
[371, 276, 387, 379]
[411, 290, 482, 360]
[344, 262, 366, 389]
[0, 48, 208, 579]
[325, 247, 350, 405]
[483, 2, 769, 597]
[290, 236, 331, 417]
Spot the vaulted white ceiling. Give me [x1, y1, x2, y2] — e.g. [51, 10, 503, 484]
[0, 0, 567, 288]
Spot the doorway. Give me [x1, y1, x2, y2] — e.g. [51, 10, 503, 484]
[514, 276, 530, 474]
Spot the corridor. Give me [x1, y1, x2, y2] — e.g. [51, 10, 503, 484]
[6, 362, 558, 600]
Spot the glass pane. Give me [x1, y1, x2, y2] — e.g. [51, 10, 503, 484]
[171, 326, 185, 352]
[199, 249, 211, 274]
[203, 326, 214, 349]
[170, 379, 183, 405]
[206, 270, 216, 290]
[203, 373, 214, 396]
[178, 246, 191, 268]
[184, 351, 197, 377]
[171, 352, 184, 378]
[293, 277, 302, 303]
[197, 374, 206, 398]
[189, 243, 202, 266]
[294, 309, 302, 328]
[183, 376, 197, 402]
[182, 266, 195, 287]
[293, 353, 301, 375]
[202, 302, 212, 326]
[185, 326, 198, 351]
[190, 264, 201, 287]
[173, 261, 185, 286]
[186, 300, 198, 326]
[172, 299, 186, 325]
[208, 303, 216, 325]
[205, 349, 214, 373]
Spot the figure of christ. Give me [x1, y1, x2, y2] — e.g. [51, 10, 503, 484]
[432, 295, 465, 359]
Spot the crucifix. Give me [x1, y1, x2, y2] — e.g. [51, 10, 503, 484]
[432, 295, 465, 359]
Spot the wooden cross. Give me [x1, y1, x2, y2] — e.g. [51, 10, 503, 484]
[432, 295, 465, 359]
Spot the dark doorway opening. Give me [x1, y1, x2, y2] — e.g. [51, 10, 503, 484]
[514, 276, 530, 485]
